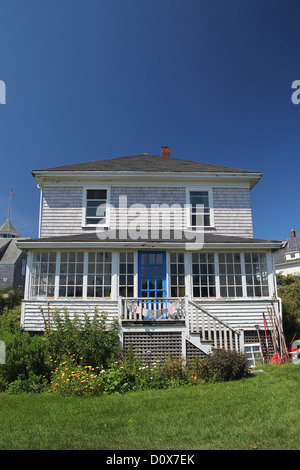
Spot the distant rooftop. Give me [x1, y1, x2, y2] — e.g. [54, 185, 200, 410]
[0, 219, 20, 238]
[275, 229, 300, 266]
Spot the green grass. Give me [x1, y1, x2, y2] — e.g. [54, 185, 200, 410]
[0, 363, 299, 450]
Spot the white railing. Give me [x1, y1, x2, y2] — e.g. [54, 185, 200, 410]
[118, 296, 243, 352]
[120, 297, 185, 321]
[186, 299, 243, 352]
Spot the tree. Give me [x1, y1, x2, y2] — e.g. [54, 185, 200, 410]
[276, 273, 300, 345]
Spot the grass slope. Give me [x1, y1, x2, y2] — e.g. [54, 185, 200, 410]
[0, 364, 299, 450]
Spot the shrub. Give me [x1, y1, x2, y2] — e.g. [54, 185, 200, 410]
[0, 306, 22, 334]
[6, 371, 48, 394]
[0, 330, 50, 390]
[0, 289, 23, 314]
[43, 309, 119, 369]
[200, 349, 250, 383]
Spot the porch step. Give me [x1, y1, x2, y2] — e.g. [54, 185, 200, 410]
[187, 332, 213, 355]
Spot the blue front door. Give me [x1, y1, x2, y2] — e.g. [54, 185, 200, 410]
[138, 251, 167, 298]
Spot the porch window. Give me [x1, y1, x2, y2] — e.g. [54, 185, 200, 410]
[59, 252, 84, 297]
[119, 252, 134, 297]
[87, 252, 112, 297]
[189, 191, 211, 227]
[219, 253, 243, 297]
[170, 253, 185, 297]
[85, 189, 107, 225]
[31, 252, 56, 297]
[245, 253, 269, 297]
[192, 253, 216, 297]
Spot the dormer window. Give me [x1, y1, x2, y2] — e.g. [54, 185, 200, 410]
[85, 189, 108, 226]
[286, 252, 300, 261]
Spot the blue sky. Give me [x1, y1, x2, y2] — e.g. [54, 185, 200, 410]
[0, 0, 299, 240]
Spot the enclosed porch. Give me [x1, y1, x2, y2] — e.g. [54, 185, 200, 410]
[19, 238, 282, 362]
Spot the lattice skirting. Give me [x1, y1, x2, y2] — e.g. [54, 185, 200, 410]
[123, 331, 183, 361]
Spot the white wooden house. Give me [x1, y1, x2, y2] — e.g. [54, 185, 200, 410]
[18, 147, 283, 363]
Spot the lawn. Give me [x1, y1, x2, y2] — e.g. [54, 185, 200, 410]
[0, 363, 299, 450]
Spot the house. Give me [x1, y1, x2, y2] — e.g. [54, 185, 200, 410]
[0, 218, 27, 291]
[275, 229, 300, 276]
[17, 147, 283, 364]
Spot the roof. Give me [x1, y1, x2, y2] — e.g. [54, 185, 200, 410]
[32, 154, 262, 176]
[0, 239, 23, 265]
[0, 219, 20, 237]
[17, 231, 282, 250]
[274, 236, 300, 266]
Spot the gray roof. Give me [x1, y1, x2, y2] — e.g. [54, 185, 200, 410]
[274, 236, 300, 266]
[0, 219, 20, 237]
[0, 239, 23, 265]
[18, 231, 281, 246]
[32, 154, 262, 175]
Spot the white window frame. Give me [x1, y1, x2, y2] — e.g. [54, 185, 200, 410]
[30, 251, 57, 298]
[191, 252, 217, 298]
[218, 252, 243, 298]
[244, 344, 262, 367]
[244, 252, 269, 298]
[118, 251, 135, 298]
[169, 252, 186, 298]
[186, 187, 214, 229]
[86, 251, 112, 298]
[82, 186, 111, 228]
[58, 251, 85, 298]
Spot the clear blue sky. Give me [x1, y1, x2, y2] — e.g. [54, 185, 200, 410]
[0, 0, 299, 240]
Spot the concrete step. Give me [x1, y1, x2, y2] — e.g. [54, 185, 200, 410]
[187, 332, 212, 355]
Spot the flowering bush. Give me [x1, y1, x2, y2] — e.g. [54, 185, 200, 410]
[49, 354, 103, 397]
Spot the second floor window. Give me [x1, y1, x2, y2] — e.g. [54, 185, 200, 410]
[85, 189, 107, 225]
[189, 191, 211, 227]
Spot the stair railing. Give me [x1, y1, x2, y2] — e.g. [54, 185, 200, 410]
[187, 299, 243, 352]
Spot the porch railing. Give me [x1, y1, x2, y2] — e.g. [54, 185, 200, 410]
[119, 296, 243, 353]
[120, 297, 185, 321]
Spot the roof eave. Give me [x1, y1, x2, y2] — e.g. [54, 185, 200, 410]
[17, 239, 282, 251]
[32, 170, 262, 190]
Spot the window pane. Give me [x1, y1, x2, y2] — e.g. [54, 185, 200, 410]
[245, 253, 269, 297]
[169, 252, 185, 297]
[191, 253, 215, 298]
[31, 252, 57, 298]
[118, 252, 135, 297]
[217, 253, 242, 298]
[87, 189, 107, 199]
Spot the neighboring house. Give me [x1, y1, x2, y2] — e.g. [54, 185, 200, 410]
[275, 229, 300, 276]
[0, 219, 27, 291]
[17, 147, 283, 363]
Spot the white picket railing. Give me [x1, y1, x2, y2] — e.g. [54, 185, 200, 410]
[120, 297, 185, 321]
[119, 296, 243, 353]
[186, 299, 243, 352]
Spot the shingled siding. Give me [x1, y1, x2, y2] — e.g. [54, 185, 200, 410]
[110, 186, 187, 233]
[39, 185, 253, 237]
[213, 188, 253, 237]
[40, 186, 84, 237]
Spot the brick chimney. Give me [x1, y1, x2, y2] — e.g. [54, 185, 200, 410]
[161, 146, 170, 158]
[290, 228, 296, 238]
